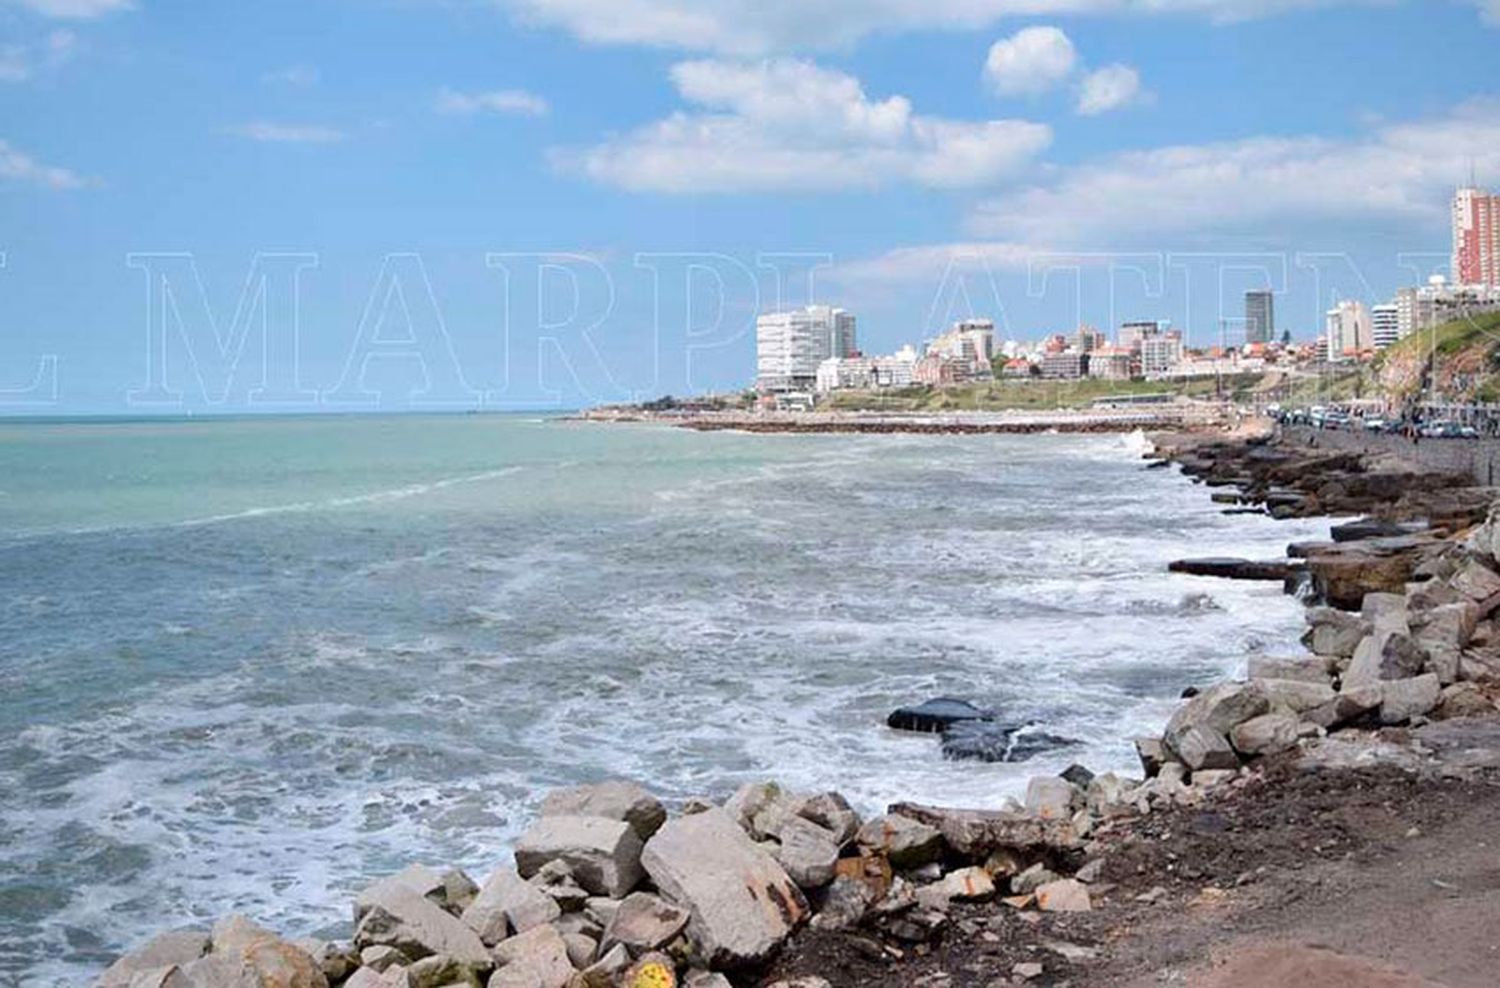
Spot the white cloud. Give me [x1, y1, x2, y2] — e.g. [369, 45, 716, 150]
[0, 138, 88, 188]
[225, 122, 346, 144]
[966, 102, 1500, 245]
[0, 29, 78, 82]
[12, 0, 132, 18]
[1076, 63, 1143, 115]
[984, 26, 1076, 95]
[559, 57, 1051, 192]
[435, 87, 550, 117]
[262, 65, 319, 87]
[500, 0, 1380, 53]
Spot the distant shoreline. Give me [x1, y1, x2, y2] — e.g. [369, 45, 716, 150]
[573, 406, 1229, 436]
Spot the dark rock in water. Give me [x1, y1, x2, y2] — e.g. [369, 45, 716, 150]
[1330, 518, 1431, 543]
[887, 697, 993, 734]
[1059, 763, 1095, 787]
[1181, 686, 1201, 699]
[939, 721, 1075, 763]
[1168, 557, 1303, 581]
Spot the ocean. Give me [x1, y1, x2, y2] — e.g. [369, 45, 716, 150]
[0, 414, 1328, 984]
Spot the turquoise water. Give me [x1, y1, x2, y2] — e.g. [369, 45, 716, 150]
[0, 415, 1328, 984]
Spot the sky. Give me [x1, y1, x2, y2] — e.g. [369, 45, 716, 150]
[1, 0, 1498, 411]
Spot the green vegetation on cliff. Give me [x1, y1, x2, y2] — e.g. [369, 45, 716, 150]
[818, 374, 1266, 412]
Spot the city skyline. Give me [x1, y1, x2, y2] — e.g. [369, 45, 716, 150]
[1, 2, 1499, 410]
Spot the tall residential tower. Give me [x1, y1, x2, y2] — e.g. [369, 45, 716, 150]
[1245, 290, 1275, 345]
[1453, 186, 1500, 288]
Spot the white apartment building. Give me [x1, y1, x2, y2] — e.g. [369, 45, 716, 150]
[925, 319, 996, 376]
[756, 305, 858, 392]
[1371, 303, 1400, 350]
[1324, 300, 1372, 361]
[1139, 333, 1184, 378]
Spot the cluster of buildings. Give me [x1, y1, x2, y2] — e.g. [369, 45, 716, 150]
[752, 186, 1500, 397]
[1322, 185, 1500, 362]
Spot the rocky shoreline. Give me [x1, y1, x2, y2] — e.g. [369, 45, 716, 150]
[574, 408, 1219, 436]
[96, 424, 1500, 988]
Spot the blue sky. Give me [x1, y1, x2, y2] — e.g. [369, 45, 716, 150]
[1, 0, 1498, 411]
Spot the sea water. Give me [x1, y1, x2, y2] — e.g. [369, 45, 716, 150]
[0, 414, 1329, 984]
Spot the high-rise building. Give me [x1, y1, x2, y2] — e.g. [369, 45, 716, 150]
[1139, 331, 1184, 377]
[755, 305, 858, 392]
[1453, 186, 1500, 288]
[1245, 291, 1275, 345]
[1371, 303, 1400, 350]
[1118, 320, 1170, 351]
[1324, 300, 1372, 361]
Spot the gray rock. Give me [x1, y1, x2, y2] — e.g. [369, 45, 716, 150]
[527, 861, 588, 913]
[722, 781, 784, 834]
[407, 954, 484, 988]
[360, 945, 408, 972]
[885, 803, 1079, 856]
[684, 973, 734, 988]
[1413, 602, 1479, 685]
[1379, 674, 1443, 724]
[1247, 656, 1332, 684]
[1345, 630, 1428, 688]
[489, 925, 575, 988]
[99, 929, 211, 988]
[462, 867, 560, 945]
[1302, 607, 1367, 658]
[513, 815, 644, 899]
[1362, 592, 1410, 631]
[809, 876, 875, 932]
[291, 940, 357, 984]
[601, 892, 690, 954]
[540, 780, 667, 841]
[774, 816, 840, 890]
[640, 808, 808, 968]
[913, 866, 994, 909]
[344, 968, 409, 988]
[1133, 736, 1169, 777]
[1010, 862, 1058, 896]
[855, 814, 944, 868]
[1257, 678, 1337, 713]
[561, 933, 597, 970]
[1228, 713, 1302, 756]
[1084, 773, 1137, 817]
[353, 880, 492, 968]
[1034, 878, 1091, 913]
[1023, 776, 1076, 820]
[1435, 681, 1499, 720]
[796, 791, 861, 845]
[1451, 559, 1500, 602]
[575, 943, 630, 988]
[1305, 683, 1382, 730]
[121, 968, 193, 988]
[1168, 724, 1241, 771]
[1164, 682, 1270, 751]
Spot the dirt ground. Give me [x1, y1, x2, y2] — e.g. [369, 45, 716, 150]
[756, 743, 1500, 988]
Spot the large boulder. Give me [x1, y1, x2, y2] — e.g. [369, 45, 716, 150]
[1228, 713, 1302, 757]
[885, 803, 1079, 856]
[1169, 724, 1241, 771]
[938, 721, 1074, 763]
[1247, 656, 1332, 684]
[600, 892, 690, 955]
[1379, 674, 1442, 725]
[1451, 559, 1500, 603]
[795, 792, 861, 846]
[514, 816, 644, 899]
[854, 814, 944, 869]
[99, 930, 211, 988]
[1344, 630, 1428, 688]
[1412, 602, 1479, 684]
[1257, 678, 1337, 714]
[773, 817, 840, 890]
[886, 698, 993, 733]
[353, 880, 492, 968]
[490, 925, 575, 988]
[461, 867, 560, 945]
[639, 808, 808, 969]
[1305, 684, 1382, 730]
[1302, 608, 1367, 658]
[540, 781, 666, 841]
[1164, 682, 1270, 748]
[1023, 777, 1077, 820]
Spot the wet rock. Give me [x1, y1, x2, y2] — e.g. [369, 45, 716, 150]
[888, 803, 1079, 856]
[887, 697, 993, 733]
[1379, 674, 1443, 724]
[491, 926, 575, 988]
[99, 930, 211, 988]
[1332, 518, 1427, 542]
[1059, 763, 1095, 787]
[1228, 713, 1302, 757]
[640, 808, 807, 969]
[855, 814, 944, 869]
[1306, 547, 1421, 610]
[773, 816, 840, 890]
[462, 867, 561, 945]
[541, 780, 667, 841]
[353, 880, 492, 968]
[1169, 724, 1241, 772]
[939, 721, 1075, 763]
[514, 816, 644, 899]
[1168, 557, 1302, 581]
